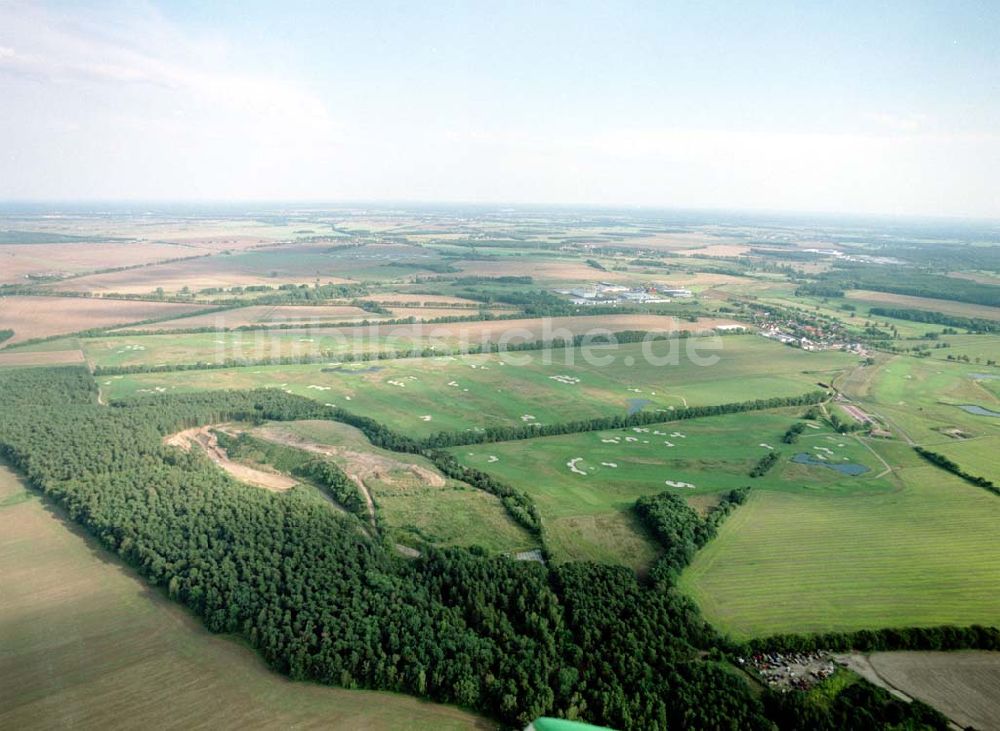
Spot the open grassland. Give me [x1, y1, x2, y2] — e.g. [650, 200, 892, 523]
[249, 420, 537, 554]
[865, 651, 1000, 731]
[83, 314, 745, 368]
[0, 296, 206, 344]
[103, 336, 853, 438]
[0, 462, 493, 731]
[678, 448, 1000, 639]
[856, 356, 1000, 445]
[845, 289, 1000, 321]
[452, 411, 891, 570]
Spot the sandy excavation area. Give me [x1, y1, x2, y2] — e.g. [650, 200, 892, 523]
[164, 427, 297, 491]
[0, 296, 207, 344]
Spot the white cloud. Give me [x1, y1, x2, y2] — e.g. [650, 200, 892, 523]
[0, 0, 337, 197]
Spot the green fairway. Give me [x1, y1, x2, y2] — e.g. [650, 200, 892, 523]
[103, 336, 855, 437]
[451, 410, 892, 569]
[854, 356, 1000, 445]
[678, 452, 1000, 638]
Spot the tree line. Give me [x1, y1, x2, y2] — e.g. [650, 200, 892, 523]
[914, 447, 998, 495]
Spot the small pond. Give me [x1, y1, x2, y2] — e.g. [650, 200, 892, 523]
[791, 452, 870, 476]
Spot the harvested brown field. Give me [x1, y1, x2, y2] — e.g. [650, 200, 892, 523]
[328, 313, 746, 345]
[165, 427, 297, 491]
[0, 296, 206, 344]
[361, 293, 482, 306]
[388, 306, 518, 320]
[48, 254, 352, 295]
[0, 242, 208, 284]
[0, 461, 493, 731]
[124, 305, 388, 332]
[455, 258, 633, 283]
[0, 349, 85, 368]
[846, 290, 1000, 321]
[680, 244, 751, 257]
[857, 651, 1000, 731]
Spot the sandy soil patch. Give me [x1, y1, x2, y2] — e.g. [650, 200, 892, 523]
[0, 296, 206, 344]
[165, 427, 297, 491]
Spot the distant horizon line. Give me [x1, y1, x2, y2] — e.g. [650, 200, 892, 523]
[0, 198, 997, 226]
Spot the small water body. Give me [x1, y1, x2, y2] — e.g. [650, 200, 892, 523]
[321, 365, 383, 374]
[627, 398, 652, 415]
[970, 373, 1000, 381]
[792, 452, 870, 476]
[956, 404, 1000, 417]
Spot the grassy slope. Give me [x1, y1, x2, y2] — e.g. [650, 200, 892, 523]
[0, 462, 493, 731]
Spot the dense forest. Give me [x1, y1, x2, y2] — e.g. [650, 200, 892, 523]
[0, 366, 986, 730]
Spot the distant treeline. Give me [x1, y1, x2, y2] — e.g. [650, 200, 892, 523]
[869, 307, 999, 333]
[914, 447, 998, 495]
[819, 265, 999, 308]
[0, 329, 13, 345]
[794, 283, 845, 298]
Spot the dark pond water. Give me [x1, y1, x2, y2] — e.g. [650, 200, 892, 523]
[791, 452, 870, 476]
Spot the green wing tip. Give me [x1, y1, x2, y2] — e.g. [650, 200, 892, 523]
[527, 718, 617, 731]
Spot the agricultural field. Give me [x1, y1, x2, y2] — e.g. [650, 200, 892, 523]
[0, 461, 493, 731]
[47, 249, 354, 294]
[452, 411, 892, 570]
[246, 420, 538, 554]
[0, 296, 208, 344]
[0, 241, 211, 284]
[82, 314, 744, 368]
[101, 335, 854, 437]
[844, 289, 1000, 322]
[863, 651, 1000, 731]
[122, 304, 392, 331]
[678, 449, 1000, 638]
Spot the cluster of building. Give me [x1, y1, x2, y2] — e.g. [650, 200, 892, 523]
[741, 651, 838, 691]
[759, 325, 870, 356]
[557, 282, 694, 306]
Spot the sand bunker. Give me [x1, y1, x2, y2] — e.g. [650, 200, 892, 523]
[567, 458, 587, 475]
[665, 480, 695, 489]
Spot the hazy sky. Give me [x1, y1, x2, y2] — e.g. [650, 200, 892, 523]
[1, 0, 998, 217]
